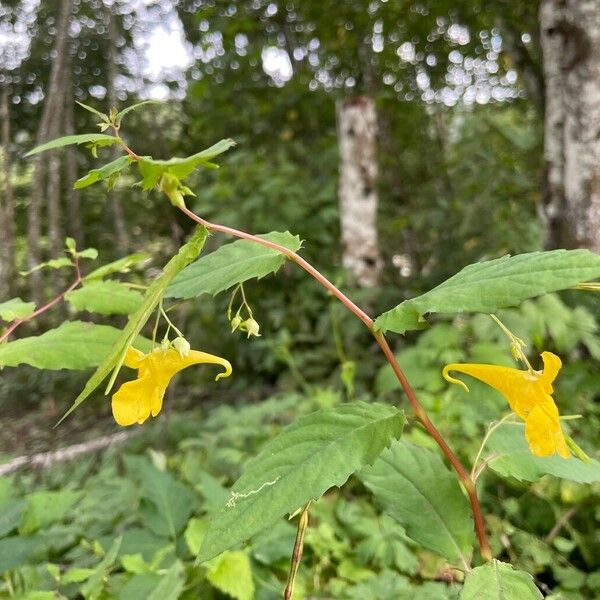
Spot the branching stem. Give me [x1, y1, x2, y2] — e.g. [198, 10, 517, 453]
[178, 205, 492, 562]
[0, 258, 82, 344]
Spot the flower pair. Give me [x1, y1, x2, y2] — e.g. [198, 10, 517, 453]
[112, 346, 232, 426]
[443, 351, 570, 459]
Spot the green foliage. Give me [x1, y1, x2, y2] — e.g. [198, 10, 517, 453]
[376, 250, 600, 334]
[0, 321, 151, 370]
[65, 281, 143, 315]
[167, 232, 302, 298]
[24, 133, 120, 157]
[0, 298, 36, 321]
[487, 425, 600, 483]
[136, 139, 236, 188]
[360, 440, 473, 565]
[205, 551, 255, 600]
[198, 402, 405, 562]
[60, 226, 207, 423]
[84, 254, 149, 281]
[74, 156, 133, 189]
[460, 560, 543, 599]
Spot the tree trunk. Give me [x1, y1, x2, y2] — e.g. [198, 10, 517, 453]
[540, 0, 600, 251]
[336, 96, 382, 287]
[0, 86, 16, 299]
[28, 0, 73, 302]
[64, 55, 84, 247]
[105, 0, 130, 254]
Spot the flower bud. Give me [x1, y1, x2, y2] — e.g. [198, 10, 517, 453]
[230, 315, 242, 332]
[172, 336, 191, 357]
[242, 318, 260, 338]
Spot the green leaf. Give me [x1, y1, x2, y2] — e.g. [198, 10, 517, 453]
[136, 138, 236, 187]
[20, 257, 73, 276]
[59, 226, 207, 424]
[19, 490, 81, 535]
[65, 281, 143, 315]
[487, 424, 600, 483]
[0, 298, 35, 321]
[76, 100, 109, 121]
[74, 155, 132, 189]
[375, 249, 600, 334]
[0, 499, 26, 537]
[124, 457, 194, 539]
[167, 231, 302, 298]
[198, 402, 404, 562]
[115, 100, 161, 125]
[85, 253, 149, 281]
[184, 518, 207, 555]
[205, 551, 255, 600]
[62, 567, 97, 584]
[147, 561, 185, 600]
[0, 321, 151, 370]
[0, 535, 43, 572]
[460, 560, 543, 599]
[359, 440, 474, 565]
[25, 133, 120, 157]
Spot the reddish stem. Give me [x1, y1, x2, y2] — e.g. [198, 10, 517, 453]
[0, 260, 82, 344]
[179, 205, 491, 562]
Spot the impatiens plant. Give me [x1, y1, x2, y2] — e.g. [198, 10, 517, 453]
[2, 101, 600, 599]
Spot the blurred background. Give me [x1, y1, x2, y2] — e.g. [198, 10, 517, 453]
[1, 1, 600, 598]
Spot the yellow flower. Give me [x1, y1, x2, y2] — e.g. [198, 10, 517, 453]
[112, 346, 232, 426]
[443, 351, 570, 459]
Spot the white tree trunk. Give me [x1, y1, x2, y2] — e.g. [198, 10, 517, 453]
[336, 96, 382, 287]
[540, 0, 600, 251]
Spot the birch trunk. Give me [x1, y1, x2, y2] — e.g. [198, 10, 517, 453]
[336, 96, 382, 287]
[540, 0, 600, 250]
[0, 86, 16, 298]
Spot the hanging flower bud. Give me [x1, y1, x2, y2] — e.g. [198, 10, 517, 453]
[230, 314, 242, 332]
[172, 336, 191, 358]
[241, 318, 260, 339]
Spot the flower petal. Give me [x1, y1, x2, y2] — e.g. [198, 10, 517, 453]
[539, 351, 562, 392]
[111, 376, 154, 426]
[524, 403, 569, 458]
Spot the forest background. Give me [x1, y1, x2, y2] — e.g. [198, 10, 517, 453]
[1, 0, 600, 599]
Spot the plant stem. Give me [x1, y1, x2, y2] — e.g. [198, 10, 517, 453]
[284, 503, 310, 600]
[0, 259, 82, 344]
[178, 205, 492, 562]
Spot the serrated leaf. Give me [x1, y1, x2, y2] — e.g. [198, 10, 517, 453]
[205, 551, 254, 600]
[460, 560, 543, 599]
[20, 257, 73, 276]
[167, 231, 302, 299]
[66, 281, 143, 315]
[487, 424, 600, 483]
[0, 321, 151, 370]
[115, 100, 161, 124]
[85, 253, 149, 281]
[198, 402, 404, 562]
[0, 298, 35, 321]
[25, 133, 120, 157]
[359, 440, 474, 565]
[76, 100, 109, 121]
[74, 155, 132, 189]
[59, 227, 207, 424]
[136, 138, 236, 185]
[375, 250, 600, 334]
